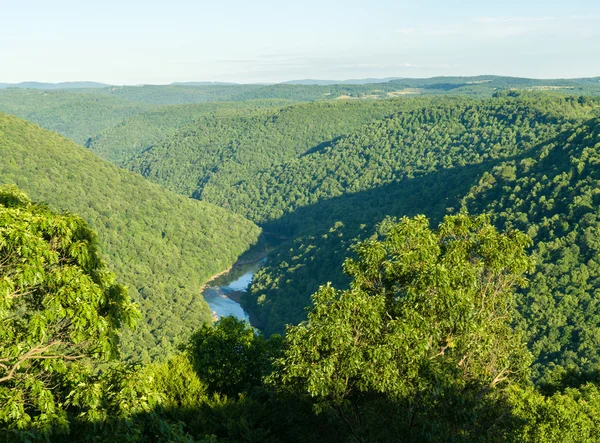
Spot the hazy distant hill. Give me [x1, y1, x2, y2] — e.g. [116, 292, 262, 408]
[0, 81, 110, 89]
[0, 89, 150, 144]
[170, 81, 241, 86]
[283, 77, 404, 85]
[1, 76, 599, 148]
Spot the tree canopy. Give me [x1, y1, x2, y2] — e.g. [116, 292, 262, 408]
[276, 214, 534, 441]
[0, 186, 138, 433]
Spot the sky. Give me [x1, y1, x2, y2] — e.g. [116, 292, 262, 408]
[1, 0, 599, 84]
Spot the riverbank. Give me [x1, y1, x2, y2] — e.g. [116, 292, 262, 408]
[200, 249, 269, 292]
[202, 250, 269, 330]
[200, 266, 233, 292]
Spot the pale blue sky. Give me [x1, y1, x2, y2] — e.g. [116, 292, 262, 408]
[1, 0, 599, 84]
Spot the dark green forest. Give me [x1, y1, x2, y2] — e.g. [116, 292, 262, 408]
[3, 78, 600, 441]
[3, 196, 600, 441]
[238, 95, 600, 385]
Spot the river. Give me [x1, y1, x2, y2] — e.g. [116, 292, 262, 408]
[202, 258, 266, 324]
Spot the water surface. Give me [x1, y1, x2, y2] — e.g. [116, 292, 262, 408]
[202, 258, 266, 322]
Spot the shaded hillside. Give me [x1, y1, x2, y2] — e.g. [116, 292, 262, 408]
[238, 95, 598, 349]
[215, 94, 598, 224]
[0, 113, 261, 361]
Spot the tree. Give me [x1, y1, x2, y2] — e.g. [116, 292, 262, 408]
[274, 213, 534, 441]
[0, 186, 139, 433]
[187, 316, 282, 397]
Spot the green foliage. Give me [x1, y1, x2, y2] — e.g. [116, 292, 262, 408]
[0, 114, 261, 360]
[2, 192, 600, 441]
[0, 89, 149, 145]
[275, 214, 533, 441]
[4, 85, 600, 441]
[126, 98, 428, 198]
[146, 354, 209, 410]
[217, 94, 596, 223]
[88, 99, 294, 164]
[508, 383, 600, 442]
[464, 116, 600, 382]
[240, 94, 598, 335]
[1, 78, 598, 151]
[187, 316, 282, 397]
[0, 186, 138, 435]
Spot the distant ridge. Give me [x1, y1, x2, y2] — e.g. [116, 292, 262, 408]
[0, 81, 110, 89]
[170, 81, 240, 86]
[2, 76, 598, 89]
[283, 77, 404, 85]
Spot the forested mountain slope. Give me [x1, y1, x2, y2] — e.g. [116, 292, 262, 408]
[0, 89, 149, 144]
[235, 96, 600, 378]
[208, 94, 596, 224]
[2, 76, 598, 155]
[87, 99, 293, 164]
[0, 113, 261, 360]
[464, 116, 600, 383]
[126, 98, 444, 198]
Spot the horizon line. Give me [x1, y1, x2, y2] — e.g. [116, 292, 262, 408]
[2, 73, 600, 88]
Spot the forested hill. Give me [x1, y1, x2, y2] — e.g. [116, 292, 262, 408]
[1, 76, 599, 158]
[0, 113, 261, 361]
[0, 89, 149, 145]
[87, 99, 293, 164]
[464, 116, 600, 383]
[125, 99, 437, 197]
[204, 94, 597, 224]
[222, 95, 600, 386]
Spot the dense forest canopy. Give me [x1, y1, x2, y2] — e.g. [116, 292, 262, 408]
[3, 79, 600, 440]
[204, 94, 597, 223]
[464, 116, 600, 384]
[0, 113, 260, 360]
[241, 98, 600, 386]
[0, 89, 153, 145]
[125, 99, 436, 197]
[87, 99, 294, 164]
[3, 204, 600, 442]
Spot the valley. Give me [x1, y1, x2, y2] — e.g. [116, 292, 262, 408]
[3, 77, 600, 441]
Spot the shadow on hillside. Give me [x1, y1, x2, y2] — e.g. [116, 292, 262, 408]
[261, 160, 498, 238]
[299, 135, 344, 157]
[244, 159, 506, 334]
[260, 121, 583, 239]
[243, 129, 578, 335]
